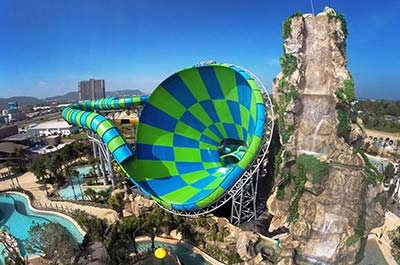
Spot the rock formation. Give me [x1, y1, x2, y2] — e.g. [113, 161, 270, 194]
[267, 7, 384, 264]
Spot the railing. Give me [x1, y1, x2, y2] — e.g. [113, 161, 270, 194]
[48, 197, 112, 209]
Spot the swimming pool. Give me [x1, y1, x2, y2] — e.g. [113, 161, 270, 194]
[135, 240, 211, 265]
[0, 193, 85, 263]
[367, 155, 388, 174]
[59, 165, 92, 200]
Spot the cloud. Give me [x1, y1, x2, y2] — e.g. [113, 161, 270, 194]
[368, 2, 400, 28]
[267, 58, 280, 66]
[38, 81, 47, 86]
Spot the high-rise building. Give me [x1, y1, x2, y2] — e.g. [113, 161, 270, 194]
[78, 79, 105, 100]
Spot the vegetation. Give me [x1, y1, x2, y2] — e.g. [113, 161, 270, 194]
[276, 171, 291, 200]
[83, 188, 111, 204]
[346, 208, 366, 246]
[284, 155, 329, 221]
[343, 78, 355, 102]
[327, 11, 348, 38]
[388, 228, 400, 264]
[296, 155, 330, 183]
[282, 11, 303, 39]
[336, 108, 351, 142]
[383, 163, 396, 183]
[70, 201, 244, 265]
[354, 148, 383, 184]
[0, 227, 25, 265]
[280, 53, 298, 77]
[29, 140, 92, 187]
[25, 223, 80, 264]
[274, 147, 284, 178]
[287, 163, 307, 223]
[354, 99, 400, 133]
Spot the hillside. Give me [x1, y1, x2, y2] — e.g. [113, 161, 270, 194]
[0, 96, 43, 109]
[44, 89, 145, 102]
[0, 89, 146, 108]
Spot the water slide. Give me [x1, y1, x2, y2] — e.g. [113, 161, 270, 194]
[63, 63, 272, 212]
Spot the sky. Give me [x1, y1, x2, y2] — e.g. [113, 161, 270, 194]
[0, 0, 399, 99]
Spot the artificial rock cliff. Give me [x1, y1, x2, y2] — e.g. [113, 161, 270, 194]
[267, 7, 384, 265]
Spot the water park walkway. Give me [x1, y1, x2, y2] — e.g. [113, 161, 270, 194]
[370, 211, 400, 265]
[0, 168, 118, 223]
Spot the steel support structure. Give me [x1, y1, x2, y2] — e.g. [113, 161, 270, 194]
[87, 130, 116, 186]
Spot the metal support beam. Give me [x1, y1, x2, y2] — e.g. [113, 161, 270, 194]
[86, 130, 117, 187]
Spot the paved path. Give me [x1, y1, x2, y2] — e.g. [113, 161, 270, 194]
[370, 211, 400, 265]
[0, 169, 118, 223]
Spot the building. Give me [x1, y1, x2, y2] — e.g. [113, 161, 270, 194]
[0, 125, 18, 139]
[27, 120, 79, 137]
[0, 142, 28, 158]
[8, 102, 18, 112]
[79, 79, 105, 100]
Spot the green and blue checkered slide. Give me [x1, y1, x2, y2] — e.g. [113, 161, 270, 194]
[63, 64, 266, 211]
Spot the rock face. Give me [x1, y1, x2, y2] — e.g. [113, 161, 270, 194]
[267, 7, 384, 264]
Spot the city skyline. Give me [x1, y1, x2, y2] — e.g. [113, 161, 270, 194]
[1, 0, 399, 100]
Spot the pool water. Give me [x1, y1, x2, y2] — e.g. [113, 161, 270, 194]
[367, 155, 388, 174]
[59, 165, 92, 200]
[136, 240, 211, 265]
[0, 193, 84, 263]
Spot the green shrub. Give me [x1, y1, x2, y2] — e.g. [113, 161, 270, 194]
[276, 172, 292, 200]
[327, 11, 348, 38]
[281, 125, 294, 145]
[336, 89, 346, 104]
[336, 108, 350, 141]
[280, 53, 298, 77]
[353, 148, 383, 183]
[278, 77, 289, 91]
[274, 147, 284, 178]
[287, 164, 307, 223]
[337, 13, 349, 38]
[343, 78, 355, 102]
[296, 154, 330, 184]
[282, 12, 303, 39]
[346, 209, 366, 246]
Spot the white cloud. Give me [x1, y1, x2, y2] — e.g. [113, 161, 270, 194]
[38, 81, 47, 86]
[267, 58, 280, 66]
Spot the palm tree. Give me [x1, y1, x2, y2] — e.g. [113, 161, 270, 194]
[83, 188, 97, 201]
[121, 217, 142, 254]
[64, 167, 77, 200]
[71, 169, 83, 199]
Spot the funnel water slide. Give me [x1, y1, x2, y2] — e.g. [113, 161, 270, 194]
[63, 64, 272, 213]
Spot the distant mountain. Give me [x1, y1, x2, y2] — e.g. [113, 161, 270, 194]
[107, 89, 145, 98]
[44, 89, 146, 103]
[0, 89, 147, 109]
[44, 91, 79, 102]
[0, 96, 43, 109]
